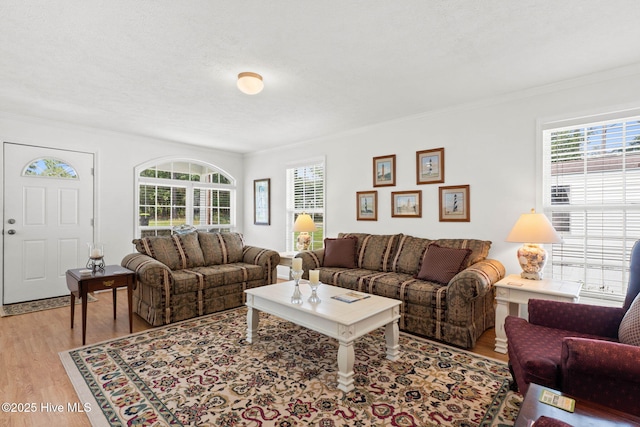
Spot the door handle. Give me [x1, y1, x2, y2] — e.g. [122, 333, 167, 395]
[7, 219, 15, 224]
[7, 229, 16, 235]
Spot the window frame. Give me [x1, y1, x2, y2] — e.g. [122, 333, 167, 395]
[135, 158, 236, 237]
[285, 158, 326, 252]
[539, 109, 640, 301]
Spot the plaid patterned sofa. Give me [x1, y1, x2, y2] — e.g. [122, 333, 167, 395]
[295, 233, 505, 348]
[121, 232, 280, 326]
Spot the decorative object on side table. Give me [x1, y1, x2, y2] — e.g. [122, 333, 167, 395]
[87, 242, 105, 273]
[291, 257, 303, 304]
[506, 208, 562, 280]
[293, 213, 316, 251]
[308, 269, 321, 303]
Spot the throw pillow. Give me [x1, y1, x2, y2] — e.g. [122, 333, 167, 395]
[323, 237, 357, 268]
[415, 243, 471, 284]
[619, 292, 640, 346]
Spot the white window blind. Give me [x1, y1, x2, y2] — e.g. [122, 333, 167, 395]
[286, 161, 325, 251]
[542, 115, 640, 300]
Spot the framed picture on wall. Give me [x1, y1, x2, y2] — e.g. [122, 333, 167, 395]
[373, 154, 396, 187]
[391, 190, 422, 218]
[356, 191, 378, 221]
[439, 185, 470, 222]
[254, 178, 270, 225]
[416, 147, 444, 184]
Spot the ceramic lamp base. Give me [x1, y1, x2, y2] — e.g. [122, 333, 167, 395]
[517, 243, 547, 280]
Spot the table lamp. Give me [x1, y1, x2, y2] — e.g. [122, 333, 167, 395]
[505, 208, 562, 280]
[293, 213, 317, 251]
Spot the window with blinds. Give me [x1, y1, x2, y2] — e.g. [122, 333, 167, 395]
[286, 161, 325, 251]
[136, 160, 235, 237]
[542, 115, 640, 300]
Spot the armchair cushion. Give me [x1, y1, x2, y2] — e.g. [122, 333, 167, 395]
[322, 237, 357, 268]
[528, 299, 624, 339]
[415, 244, 471, 284]
[619, 293, 640, 346]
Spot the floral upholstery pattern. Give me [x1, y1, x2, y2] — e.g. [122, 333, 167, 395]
[504, 240, 640, 417]
[296, 233, 504, 348]
[122, 232, 280, 326]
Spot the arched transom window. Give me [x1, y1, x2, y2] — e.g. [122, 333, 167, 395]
[23, 157, 78, 178]
[136, 159, 236, 237]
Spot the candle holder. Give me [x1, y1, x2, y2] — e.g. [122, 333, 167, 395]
[291, 269, 304, 304]
[308, 281, 321, 304]
[86, 242, 105, 273]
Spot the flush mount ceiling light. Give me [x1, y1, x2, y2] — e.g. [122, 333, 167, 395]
[237, 72, 264, 95]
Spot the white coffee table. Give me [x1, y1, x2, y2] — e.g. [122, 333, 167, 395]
[245, 281, 402, 392]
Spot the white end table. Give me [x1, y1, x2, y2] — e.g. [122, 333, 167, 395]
[494, 274, 581, 354]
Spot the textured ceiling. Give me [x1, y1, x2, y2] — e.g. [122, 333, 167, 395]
[1, 1, 640, 153]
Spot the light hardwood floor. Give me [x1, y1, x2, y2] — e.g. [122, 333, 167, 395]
[0, 289, 508, 427]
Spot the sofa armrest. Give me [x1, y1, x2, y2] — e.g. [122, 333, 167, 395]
[121, 253, 173, 288]
[561, 337, 640, 416]
[295, 249, 324, 279]
[242, 246, 281, 284]
[529, 299, 625, 338]
[447, 259, 505, 300]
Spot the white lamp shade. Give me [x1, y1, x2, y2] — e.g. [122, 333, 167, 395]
[293, 214, 317, 232]
[506, 209, 562, 244]
[237, 72, 264, 95]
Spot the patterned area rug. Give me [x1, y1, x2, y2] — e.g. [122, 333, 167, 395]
[60, 307, 522, 426]
[0, 293, 97, 317]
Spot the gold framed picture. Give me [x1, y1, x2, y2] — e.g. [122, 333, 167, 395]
[391, 190, 422, 218]
[373, 154, 396, 187]
[439, 185, 470, 222]
[356, 191, 378, 221]
[416, 147, 444, 184]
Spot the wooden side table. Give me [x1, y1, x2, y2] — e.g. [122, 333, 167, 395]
[515, 383, 640, 426]
[66, 265, 135, 345]
[494, 274, 581, 354]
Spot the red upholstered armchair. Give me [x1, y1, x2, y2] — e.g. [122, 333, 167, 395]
[505, 241, 640, 417]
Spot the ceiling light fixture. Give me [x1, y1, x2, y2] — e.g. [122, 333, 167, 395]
[237, 72, 264, 95]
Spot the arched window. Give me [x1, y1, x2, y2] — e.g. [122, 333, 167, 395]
[23, 158, 78, 178]
[136, 159, 236, 237]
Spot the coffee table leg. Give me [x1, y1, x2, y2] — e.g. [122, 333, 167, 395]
[337, 341, 355, 392]
[385, 320, 400, 361]
[246, 307, 259, 343]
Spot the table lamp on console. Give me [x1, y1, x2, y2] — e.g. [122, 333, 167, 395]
[293, 213, 317, 251]
[506, 208, 562, 280]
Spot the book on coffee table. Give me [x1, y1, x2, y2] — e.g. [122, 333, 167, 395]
[332, 291, 371, 303]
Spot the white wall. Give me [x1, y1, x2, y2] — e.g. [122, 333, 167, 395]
[243, 66, 640, 275]
[0, 113, 243, 298]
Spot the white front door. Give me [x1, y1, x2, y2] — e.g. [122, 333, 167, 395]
[3, 143, 94, 304]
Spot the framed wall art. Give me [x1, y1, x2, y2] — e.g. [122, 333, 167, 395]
[416, 147, 444, 184]
[439, 185, 470, 222]
[356, 191, 378, 221]
[253, 178, 270, 225]
[373, 154, 396, 187]
[391, 190, 422, 218]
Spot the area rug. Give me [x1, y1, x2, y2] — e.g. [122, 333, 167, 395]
[0, 293, 97, 317]
[60, 307, 522, 426]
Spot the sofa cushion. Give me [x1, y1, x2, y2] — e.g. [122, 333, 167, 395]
[198, 231, 244, 265]
[391, 235, 434, 274]
[323, 237, 357, 268]
[416, 244, 471, 284]
[339, 232, 402, 272]
[134, 233, 205, 270]
[433, 238, 491, 268]
[619, 293, 640, 346]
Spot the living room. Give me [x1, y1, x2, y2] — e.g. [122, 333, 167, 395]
[2, 2, 640, 426]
